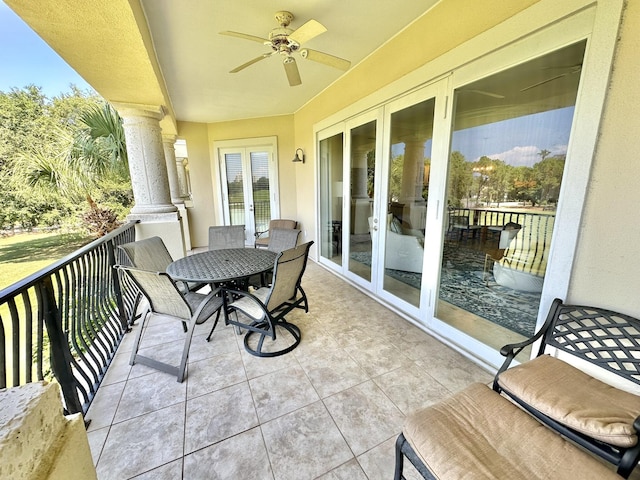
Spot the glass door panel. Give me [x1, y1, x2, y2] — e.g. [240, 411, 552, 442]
[222, 152, 246, 227]
[319, 133, 344, 266]
[382, 99, 435, 307]
[436, 41, 586, 351]
[250, 151, 271, 235]
[348, 120, 377, 283]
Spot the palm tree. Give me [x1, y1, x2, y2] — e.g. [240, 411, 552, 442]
[15, 102, 131, 235]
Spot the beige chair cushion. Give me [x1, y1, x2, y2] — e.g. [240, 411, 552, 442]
[403, 383, 620, 480]
[498, 355, 639, 447]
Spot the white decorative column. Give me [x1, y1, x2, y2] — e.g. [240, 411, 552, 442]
[162, 134, 184, 206]
[115, 103, 185, 259]
[176, 158, 190, 201]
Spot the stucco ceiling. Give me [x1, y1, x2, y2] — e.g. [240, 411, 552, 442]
[140, 0, 439, 124]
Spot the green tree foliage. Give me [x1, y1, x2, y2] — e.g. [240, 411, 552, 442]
[446, 150, 564, 208]
[447, 151, 473, 207]
[0, 86, 133, 234]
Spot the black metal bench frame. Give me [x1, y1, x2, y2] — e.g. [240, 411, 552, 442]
[493, 297, 640, 478]
[394, 298, 640, 479]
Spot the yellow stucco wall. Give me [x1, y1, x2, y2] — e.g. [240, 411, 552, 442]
[178, 115, 296, 248]
[568, 0, 640, 315]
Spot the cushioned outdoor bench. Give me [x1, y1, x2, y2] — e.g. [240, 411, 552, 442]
[395, 298, 640, 479]
[395, 383, 622, 480]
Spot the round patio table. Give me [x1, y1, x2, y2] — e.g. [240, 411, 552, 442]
[167, 248, 277, 284]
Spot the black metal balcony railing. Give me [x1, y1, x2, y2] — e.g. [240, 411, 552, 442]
[447, 207, 555, 275]
[0, 222, 139, 415]
[228, 201, 271, 233]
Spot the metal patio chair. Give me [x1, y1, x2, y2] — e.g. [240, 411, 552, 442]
[218, 241, 313, 357]
[118, 236, 205, 327]
[267, 228, 301, 252]
[254, 219, 297, 248]
[208, 225, 246, 250]
[117, 265, 223, 382]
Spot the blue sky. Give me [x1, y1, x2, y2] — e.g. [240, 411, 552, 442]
[451, 107, 575, 167]
[0, 2, 92, 97]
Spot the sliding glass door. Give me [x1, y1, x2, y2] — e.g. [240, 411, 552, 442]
[318, 130, 344, 266]
[435, 41, 587, 351]
[316, 34, 592, 365]
[377, 96, 437, 308]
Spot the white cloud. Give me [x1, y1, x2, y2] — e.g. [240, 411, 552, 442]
[474, 144, 568, 167]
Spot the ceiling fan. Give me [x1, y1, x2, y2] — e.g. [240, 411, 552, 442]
[220, 11, 351, 87]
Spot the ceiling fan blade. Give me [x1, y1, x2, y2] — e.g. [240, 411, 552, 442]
[283, 57, 302, 86]
[520, 73, 568, 92]
[300, 49, 350, 71]
[230, 54, 272, 73]
[220, 31, 270, 44]
[288, 19, 327, 45]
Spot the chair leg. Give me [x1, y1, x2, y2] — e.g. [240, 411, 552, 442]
[177, 316, 200, 383]
[394, 434, 406, 480]
[129, 311, 150, 366]
[243, 321, 301, 357]
[205, 310, 222, 342]
[396, 433, 438, 480]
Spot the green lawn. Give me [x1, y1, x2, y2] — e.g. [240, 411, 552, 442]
[0, 231, 94, 291]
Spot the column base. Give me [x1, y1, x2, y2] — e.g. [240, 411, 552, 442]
[128, 211, 186, 260]
[129, 204, 178, 215]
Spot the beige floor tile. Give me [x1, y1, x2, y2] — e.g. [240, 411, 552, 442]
[416, 347, 493, 393]
[101, 350, 132, 386]
[184, 381, 258, 454]
[239, 346, 294, 380]
[323, 380, 405, 456]
[137, 319, 187, 349]
[356, 436, 398, 480]
[315, 458, 369, 480]
[96, 403, 185, 480]
[249, 364, 319, 423]
[343, 337, 414, 377]
[298, 348, 369, 398]
[373, 363, 451, 415]
[188, 327, 240, 361]
[131, 459, 183, 479]
[185, 351, 246, 398]
[85, 381, 126, 432]
[183, 427, 273, 479]
[261, 401, 353, 480]
[113, 370, 186, 423]
[86, 426, 108, 465]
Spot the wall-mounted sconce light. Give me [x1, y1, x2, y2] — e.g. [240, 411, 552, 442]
[292, 148, 305, 164]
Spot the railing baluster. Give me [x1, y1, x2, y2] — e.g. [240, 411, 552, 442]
[0, 221, 137, 413]
[0, 317, 6, 389]
[40, 276, 83, 415]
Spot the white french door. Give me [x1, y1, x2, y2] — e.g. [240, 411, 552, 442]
[216, 137, 279, 244]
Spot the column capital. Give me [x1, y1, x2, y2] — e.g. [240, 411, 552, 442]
[162, 134, 177, 144]
[112, 103, 165, 121]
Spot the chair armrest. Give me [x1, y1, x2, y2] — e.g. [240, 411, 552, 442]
[493, 299, 566, 392]
[254, 230, 268, 239]
[221, 287, 270, 321]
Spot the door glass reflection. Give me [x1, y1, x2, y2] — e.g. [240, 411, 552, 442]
[437, 41, 586, 350]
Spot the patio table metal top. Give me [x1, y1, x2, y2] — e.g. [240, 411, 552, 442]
[167, 248, 277, 283]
